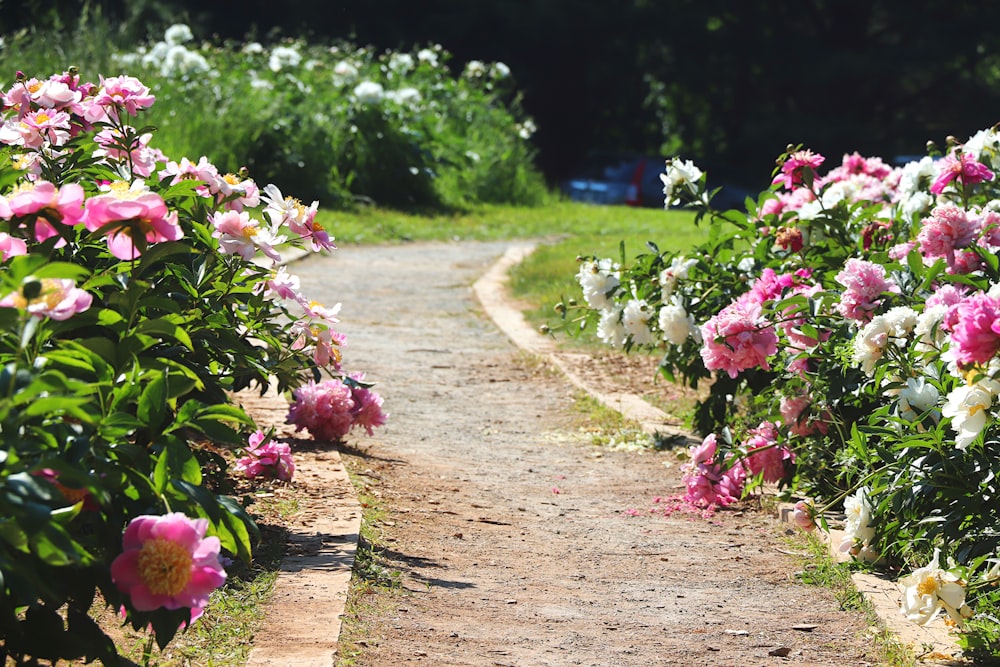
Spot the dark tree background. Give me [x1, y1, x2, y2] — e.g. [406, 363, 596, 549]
[4, 0, 1000, 185]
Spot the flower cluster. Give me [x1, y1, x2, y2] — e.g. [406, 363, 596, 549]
[564, 127, 1000, 629]
[234, 431, 295, 481]
[0, 66, 386, 662]
[287, 375, 387, 442]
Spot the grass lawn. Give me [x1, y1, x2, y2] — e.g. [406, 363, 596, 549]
[316, 200, 706, 333]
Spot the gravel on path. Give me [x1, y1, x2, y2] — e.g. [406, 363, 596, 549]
[271, 240, 884, 667]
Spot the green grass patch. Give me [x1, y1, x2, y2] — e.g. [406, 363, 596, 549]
[321, 201, 704, 339]
[793, 532, 916, 667]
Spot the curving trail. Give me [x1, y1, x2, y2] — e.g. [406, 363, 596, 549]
[284, 240, 878, 667]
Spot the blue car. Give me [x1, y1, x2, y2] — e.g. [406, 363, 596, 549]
[560, 153, 754, 210]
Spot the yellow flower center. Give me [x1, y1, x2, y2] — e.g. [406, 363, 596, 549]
[35, 112, 51, 124]
[107, 180, 142, 200]
[28, 81, 43, 94]
[223, 173, 241, 186]
[12, 154, 32, 171]
[136, 538, 193, 596]
[917, 576, 939, 598]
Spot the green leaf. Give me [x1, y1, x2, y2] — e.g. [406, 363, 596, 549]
[133, 318, 194, 350]
[138, 372, 168, 431]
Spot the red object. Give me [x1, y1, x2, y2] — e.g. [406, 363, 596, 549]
[625, 159, 646, 206]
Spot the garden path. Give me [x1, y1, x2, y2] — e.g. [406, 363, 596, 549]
[268, 240, 885, 666]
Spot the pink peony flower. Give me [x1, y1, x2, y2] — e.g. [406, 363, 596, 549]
[834, 258, 899, 322]
[0, 233, 27, 260]
[0, 278, 92, 320]
[700, 298, 778, 378]
[779, 394, 829, 437]
[94, 128, 158, 178]
[772, 149, 825, 190]
[234, 430, 295, 481]
[680, 434, 745, 508]
[83, 75, 155, 123]
[792, 500, 816, 531]
[930, 152, 994, 195]
[287, 379, 357, 442]
[945, 293, 1000, 365]
[917, 205, 981, 270]
[211, 210, 261, 260]
[287, 377, 387, 442]
[741, 421, 794, 483]
[83, 181, 182, 259]
[5, 181, 86, 244]
[110, 513, 226, 614]
[348, 373, 388, 436]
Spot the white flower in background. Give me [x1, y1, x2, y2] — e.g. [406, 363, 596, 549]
[897, 156, 938, 198]
[386, 87, 421, 106]
[852, 310, 915, 376]
[795, 199, 824, 221]
[333, 60, 359, 86]
[465, 60, 486, 78]
[576, 258, 620, 310]
[353, 81, 385, 105]
[964, 128, 1000, 165]
[250, 76, 273, 90]
[897, 377, 940, 421]
[660, 159, 704, 207]
[821, 179, 858, 208]
[417, 48, 439, 67]
[164, 23, 194, 45]
[658, 300, 696, 346]
[243, 41, 264, 55]
[389, 52, 414, 73]
[840, 487, 877, 561]
[596, 306, 626, 348]
[658, 256, 697, 299]
[465, 151, 480, 162]
[622, 299, 654, 345]
[915, 304, 949, 354]
[942, 380, 998, 450]
[737, 256, 755, 273]
[163, 45, 211, 78]
[899, 549, 972, 626]
[141, 41, 170, 69]
[517, 119, 537, 140]
[492, 61, 511, 78]
[268, 45, 302, 72]
[883, 306, 918, 339]
[900, 190, 934, 220]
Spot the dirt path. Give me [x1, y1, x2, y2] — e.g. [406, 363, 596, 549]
[289, 241, 881, 667]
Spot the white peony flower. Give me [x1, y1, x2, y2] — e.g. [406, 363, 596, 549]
[658, 300, 695, 346]
[268, 45, 302, 72]
[353, 81, 385, 105]
[942, 381, 997, 450]
[840, 487, 877, 561]
[660, 159, 703, 207]
[576, 259, 620, 310]
[596, 306, 626, 348]
[658, 256, 697, 299]
[899, 549, 972, 626]
[852, 316, 891, 376]
[621, 299, 654, 345]
[417, 48, 439, 67]
[386, 87, 421, 106]
[164, 23, 194, 46]
[389, 53, 414, 73]
[897, 377, 940, 422]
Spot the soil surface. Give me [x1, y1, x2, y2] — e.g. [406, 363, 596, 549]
[284, 240, 883, 667]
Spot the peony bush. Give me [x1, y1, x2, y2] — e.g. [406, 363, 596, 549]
[0, 67, 383, 663]
[561, 127, 1000, 645]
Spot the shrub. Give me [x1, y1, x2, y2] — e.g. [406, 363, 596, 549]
[560, 134, 1000, 640]
[0, 67, 381, 663]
